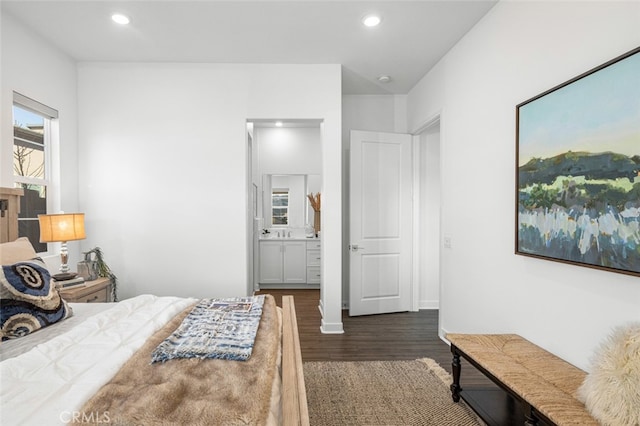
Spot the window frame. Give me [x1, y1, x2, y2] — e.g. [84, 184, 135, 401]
[12, 92, 59, 254]
[271, 188, 289, 226]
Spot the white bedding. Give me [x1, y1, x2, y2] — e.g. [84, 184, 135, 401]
[0, 303, 114, 362]
[0, 295, 196, 426]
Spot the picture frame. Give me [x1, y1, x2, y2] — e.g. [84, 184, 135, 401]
[516, 47, 640, 277]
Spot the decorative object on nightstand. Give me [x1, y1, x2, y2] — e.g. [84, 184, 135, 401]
[77, 251, 99, 281]
[38, 213, 85, 281]
[83, 247, 118, 302]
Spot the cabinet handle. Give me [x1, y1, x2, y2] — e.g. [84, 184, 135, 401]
[87, 295, 98, 302]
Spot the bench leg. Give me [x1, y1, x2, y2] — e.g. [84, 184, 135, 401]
[524, 403, 538, 426]
[450, 348, 462, 403]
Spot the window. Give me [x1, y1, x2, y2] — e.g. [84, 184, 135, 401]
[272, 189, 289, 226]
[13, 93, 58, 253]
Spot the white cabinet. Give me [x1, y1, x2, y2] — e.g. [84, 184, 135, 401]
[259, 240, 307, 284]
[282, 241, 307, 283]
[259, 241, 285, 284]
[306, 240, 321, 284]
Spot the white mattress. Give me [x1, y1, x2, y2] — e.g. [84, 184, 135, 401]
[0, 295, 283, 426]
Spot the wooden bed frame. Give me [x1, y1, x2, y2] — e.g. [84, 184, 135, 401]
[0, 187, 23, 244]
[282, 295, 310, 426]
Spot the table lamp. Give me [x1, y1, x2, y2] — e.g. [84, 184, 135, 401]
[38, 213, 86, 281]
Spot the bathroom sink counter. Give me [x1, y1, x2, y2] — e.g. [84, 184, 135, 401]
[259, 236, 320, 241]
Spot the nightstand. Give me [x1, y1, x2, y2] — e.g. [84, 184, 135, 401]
[58, 277, 112, 303]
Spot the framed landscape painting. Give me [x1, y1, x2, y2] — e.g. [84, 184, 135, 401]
[516, 47, 640, 277]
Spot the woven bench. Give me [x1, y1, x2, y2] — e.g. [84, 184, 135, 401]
[446, 334, 598, 426]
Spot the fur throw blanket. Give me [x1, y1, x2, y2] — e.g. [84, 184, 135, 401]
[578, 322, 640, 426]
[75, 295, 280, 426]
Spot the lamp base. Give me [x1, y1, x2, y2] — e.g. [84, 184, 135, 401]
[53, 272, 78, 281]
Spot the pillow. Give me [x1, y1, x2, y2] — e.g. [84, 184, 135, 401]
[0, 237, 38, 265]
[0, 259, 73, 341]
[577, 322, 640, 426]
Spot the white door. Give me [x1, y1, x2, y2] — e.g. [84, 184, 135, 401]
[349, 130, 413, 316]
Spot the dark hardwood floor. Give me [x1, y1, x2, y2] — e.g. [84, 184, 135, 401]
[257, 289, 492, 388]
[257, 289, 515, 424]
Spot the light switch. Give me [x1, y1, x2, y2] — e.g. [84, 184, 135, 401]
[444, 236, 452, 249]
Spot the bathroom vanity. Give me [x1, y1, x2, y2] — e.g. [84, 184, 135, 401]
[256, 172, 322, 288]
[258, 237, 321, 288]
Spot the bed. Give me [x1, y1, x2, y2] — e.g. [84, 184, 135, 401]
[0, 236, 309, 425]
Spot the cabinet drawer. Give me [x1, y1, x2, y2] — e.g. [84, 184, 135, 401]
[306, 249, 321, 266]
[58, 277, 111, 303]
[73, 288, 108, 303]
[306, 240, 321, 250]
[306, 266, 321, 284]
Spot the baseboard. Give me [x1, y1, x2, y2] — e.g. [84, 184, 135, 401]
[258, 284, 320, 289]
[440, 327, 451, 345]
[419, 299, 439, 310]
[321, 319, 344, 334]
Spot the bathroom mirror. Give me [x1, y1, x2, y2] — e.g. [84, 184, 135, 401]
[262, 174, 320, 228]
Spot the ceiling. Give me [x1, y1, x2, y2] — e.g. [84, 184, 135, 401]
[2, 1, 497, 95]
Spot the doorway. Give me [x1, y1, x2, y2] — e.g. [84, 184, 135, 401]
[415, 118, 441, 310]
[246, 119, 323, 293]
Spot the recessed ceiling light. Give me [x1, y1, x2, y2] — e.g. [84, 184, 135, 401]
[362, 15, 381, 27]
[377, 75, 392, 83]
[111, 14, 130, 25]
[275, 121, 283, 127]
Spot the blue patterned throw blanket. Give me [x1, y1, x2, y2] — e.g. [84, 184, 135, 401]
[151, 295, 265, 363]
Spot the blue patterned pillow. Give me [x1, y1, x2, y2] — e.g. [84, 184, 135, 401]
[0, 259, 73, 341]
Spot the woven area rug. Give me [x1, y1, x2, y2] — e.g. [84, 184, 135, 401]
[304, 358, 484, 426]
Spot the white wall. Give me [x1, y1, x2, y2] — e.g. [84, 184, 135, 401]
[341, 94, 407, 307]
[1, 12, 81, 266]
[342, 95, 408, 142]
[407, 1, 640, 370]
[77, 63, 344, 332]
[257, 127, 321, 176]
